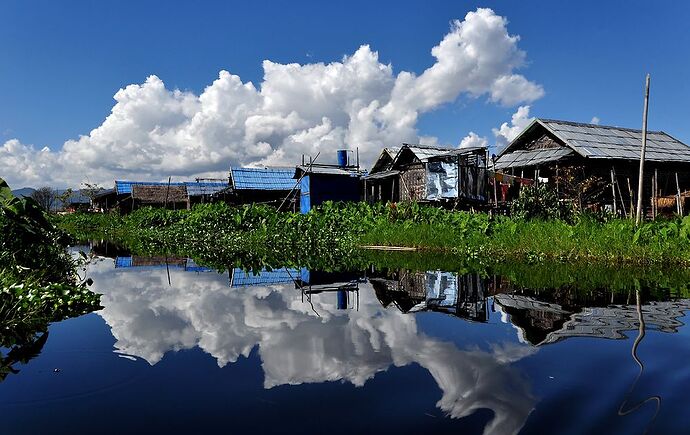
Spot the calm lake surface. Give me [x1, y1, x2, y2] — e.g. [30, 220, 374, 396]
[2, 246, 690, 434]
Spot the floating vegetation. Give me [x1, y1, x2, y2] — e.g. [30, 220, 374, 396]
[0, 178, 101, 372]
[58, 200, 690, 268]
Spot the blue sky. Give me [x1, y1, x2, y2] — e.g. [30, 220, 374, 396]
[1, 0, 689, 187]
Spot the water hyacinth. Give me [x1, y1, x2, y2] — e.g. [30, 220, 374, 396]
[0, 178, 102, 350]
[58, 200, 690, 268]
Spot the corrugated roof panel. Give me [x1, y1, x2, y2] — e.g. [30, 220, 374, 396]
[115, 180, 186, 194]
[185, 182, 228, 196]
[231, 167, 296, 190]
[231, 268, 299, 286]
[495, 147, 573, 170]
[541, 120, 690, 163]
[407, 146, 457, 162]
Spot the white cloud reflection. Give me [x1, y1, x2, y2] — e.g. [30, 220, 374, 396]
[87, 259, 536, 435]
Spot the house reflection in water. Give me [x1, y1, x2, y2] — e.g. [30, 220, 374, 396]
[370, 270, 491, 322]
[99, 248, 690, 348]
[370, 269, 690, 346]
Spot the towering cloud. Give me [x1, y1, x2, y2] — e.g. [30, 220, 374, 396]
[0, 8, 542, 187]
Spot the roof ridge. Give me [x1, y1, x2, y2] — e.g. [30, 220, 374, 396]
[538, 118, 664, 134]
[401, 142, 456, 150]
[231, 166, 295, 171]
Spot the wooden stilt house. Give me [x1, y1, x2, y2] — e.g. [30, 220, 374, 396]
[364, 143, 489, 206]
[494, 119, 690, 215]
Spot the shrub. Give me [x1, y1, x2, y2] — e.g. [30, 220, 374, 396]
[510, 184, 574, 221]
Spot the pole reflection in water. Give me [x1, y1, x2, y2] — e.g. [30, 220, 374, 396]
[617, 289, 661, 433]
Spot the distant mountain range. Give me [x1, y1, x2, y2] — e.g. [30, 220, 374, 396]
[11, 187, 36, 198]
[10, 187, 90, 210]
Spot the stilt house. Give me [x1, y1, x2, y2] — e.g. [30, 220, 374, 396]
[364, 143, 489, 206]
[494, 119, 690, 215]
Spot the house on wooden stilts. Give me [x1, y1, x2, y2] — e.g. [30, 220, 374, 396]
[364, 143, 490, 207]
[494, 119, 690, 216]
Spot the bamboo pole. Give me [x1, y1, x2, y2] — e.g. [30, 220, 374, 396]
[635, 74, 651, 225]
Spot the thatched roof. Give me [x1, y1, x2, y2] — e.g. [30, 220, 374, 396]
[132, 185, 188, 203]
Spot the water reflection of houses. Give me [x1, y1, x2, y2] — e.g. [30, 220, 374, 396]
[492, 288, 690, 346]
[369, 269, 690, 346]
[370, 271, 491, 322]
[114, 255, 212, 273]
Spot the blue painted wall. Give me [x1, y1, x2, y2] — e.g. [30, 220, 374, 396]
[299, 174, 361, 213]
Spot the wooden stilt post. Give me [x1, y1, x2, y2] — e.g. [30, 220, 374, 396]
[610, 167, 617, 215]
[635, 74, 651, 225]
[616, 178, 628, 218]
[492, 156, 498, 207]
[653, 168, 658, 219]
[627, 178, 634, 219]
[676, 172, 683, 215]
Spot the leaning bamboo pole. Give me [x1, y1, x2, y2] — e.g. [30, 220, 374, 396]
[635, 74, 651, 225]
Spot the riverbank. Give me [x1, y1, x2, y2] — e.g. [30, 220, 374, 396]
[56, 201, 690, 267]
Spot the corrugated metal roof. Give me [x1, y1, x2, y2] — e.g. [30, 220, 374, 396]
[116, 180, 227, 196]
[495, 148, 574, 170]
[230, 167, 295, 190]
[430, 146, 487, 159]
[231, 268, 299, 287]
[401, 143, 458, 162]
[92, 188, 116, 199]
[540, 119, 690, 163]
[293, 165, 364, 178]
[369, 147, 401, 174]
[186, 181, 228, 196]
[363, 169, 400, 180]
[116, 180, 185, 194]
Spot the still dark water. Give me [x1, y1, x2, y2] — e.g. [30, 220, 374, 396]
[2, 248, 690, 434]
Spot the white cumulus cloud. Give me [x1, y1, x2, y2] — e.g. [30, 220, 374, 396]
[0, 8, 542, 188]
[493, 105, 534, 151]
[459, 132, 488, 149]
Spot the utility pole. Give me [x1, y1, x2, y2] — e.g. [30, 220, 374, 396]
[635, 74, 651, 226]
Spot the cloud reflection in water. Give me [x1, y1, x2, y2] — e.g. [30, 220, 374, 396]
[87, 259, 536, 435]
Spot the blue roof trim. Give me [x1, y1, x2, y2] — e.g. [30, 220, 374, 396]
[230, 167, 295, 191]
